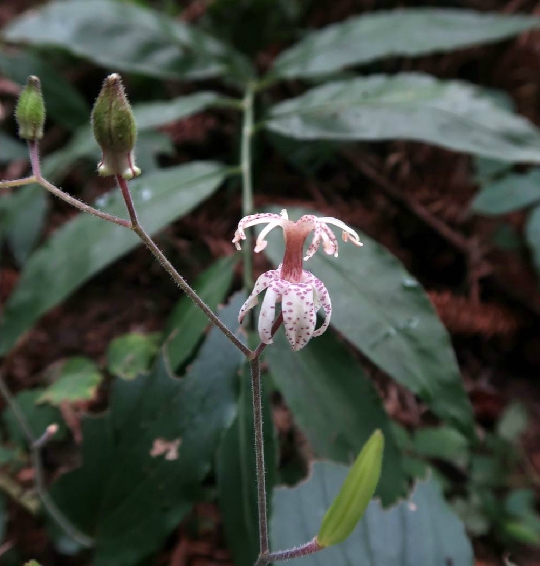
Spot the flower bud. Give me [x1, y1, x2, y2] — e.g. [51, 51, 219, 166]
[316, 430, 384, 547]
[91, 73, 140, 180]
[15, 76, 46, 141]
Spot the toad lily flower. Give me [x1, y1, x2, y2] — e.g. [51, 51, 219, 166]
[233, 210, 362, 350]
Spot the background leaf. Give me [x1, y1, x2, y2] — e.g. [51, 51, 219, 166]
[271, 9, 540, 79]
[265, 329, 406, 505]
[266, 74, 540, 162]
[525, 205, 540, 277]
[262, 206, 474, 435]
[107, 332, 162, 380]
[0, 51, 89, 130]
[0, 133, 27, 163]
[38, 357, 103, 405]
[164, 255, 237, 371]
[4, 185, 48, 266]
[42, 92, 229, 182]
[271, 463, 474, 566]
[217, 363, 276, 566]
[472, 169, 540, 215]
[0, 161, 230, 355]
[50, 294, 244, 566]
[2, 0, 252, 81]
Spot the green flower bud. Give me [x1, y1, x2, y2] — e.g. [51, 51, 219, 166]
[24, 561, 43, 566]
[15, 76, 46, 141]
[91, 73, 140, 180]
[316, 429, 384, 548]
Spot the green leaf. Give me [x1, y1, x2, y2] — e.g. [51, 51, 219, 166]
[0, 51, 89, 130]
[2, 389, 67, 447]
[42, 92, 228, 182]
[265, 329, 406, 505]
[265, 74, 540, 162]
[261, 206, 474, 436]
[271, 464, 473, 566]
[50, 294, 244, 566]
[472, 169, 540, 215]
[3, 0, 252, 81]
[270, 9, 540, 80]
[0, 133, 27, 162]
[496, 402, 529, 442]
[217, 363, 276, 566]
[5, 184, 48, 266]
[0, 161, 229, 355]
[107, 332, 161, 380]
[38, 357, 103, 405]
[525, 205, 540, 278]
[164, 255, 237, 370]
[413, 426, 469, 467]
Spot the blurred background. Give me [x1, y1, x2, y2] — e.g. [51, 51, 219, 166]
[2, 1, 540, 565]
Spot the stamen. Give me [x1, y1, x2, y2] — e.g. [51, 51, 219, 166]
[254, 218, 286, 253]
[320, 217, 363, 247]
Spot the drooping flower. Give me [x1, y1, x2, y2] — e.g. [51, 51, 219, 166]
[234, 210, 362, 350]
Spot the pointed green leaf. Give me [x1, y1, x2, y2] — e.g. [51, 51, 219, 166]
[262, 206, 474, 435]
[217, 363, 276, 566]
[265, 329, 406, 505]
[266, 74, 540, 162]
[50, 294, 244, 566]
[3, 0, 252, 81]
[271, 9, 540, 79]
[271, 464, 474, 566]
[0, 161, 230, 355]
[472, 169, 540, 215]
[164, 255, 237, 370]
[317, 430, 384, 547]
[38, 357, 103, 405]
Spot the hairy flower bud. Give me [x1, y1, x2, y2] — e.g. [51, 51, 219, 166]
[316, 430, 384, 547]
[91, 73, 140, 179]
[15, 76, 46, 141]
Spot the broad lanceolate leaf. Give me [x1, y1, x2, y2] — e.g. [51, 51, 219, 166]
[3, 0, 252, 82]
[262, 207, 474, 435]
[50, 295, 244, 566]
[38, 357, 103, 405]
[472, 169, 540, 215]
[271, 463, 474, 566]
[42, 92, 228, 182]
[164, 255, 237, 371]
[270, 9, 540, 80]
[526, 205, 540, 277]
[265, 74, 540, 163]
[266, 329, 406, 505]
[217, 363, 276, 566]
[0, 162, 230, 355]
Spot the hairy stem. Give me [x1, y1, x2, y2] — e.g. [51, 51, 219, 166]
[241, 83, 256, 291]
[114, 175, 252, 357]
[250, 356, 269, 555]
[0, 374, 94, 548]
[256, 538, 323, 565]
[0, 175, 36, 190]
[27, 141, 130, 228]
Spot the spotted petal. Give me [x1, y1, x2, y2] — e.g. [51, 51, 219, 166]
[238, 270, 278, 322]
[311, 276, 332, 337]
[258, 281, 285, 344]
[282, 282, 317, 351]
